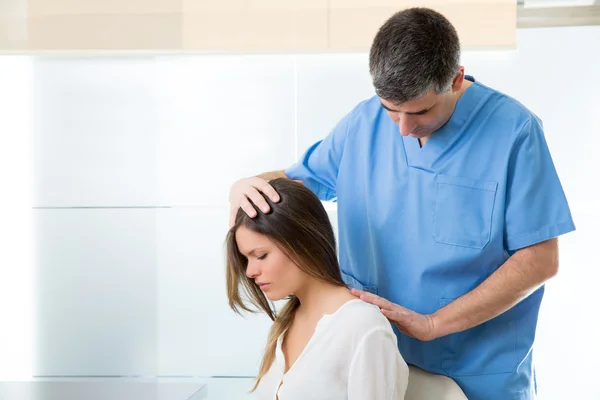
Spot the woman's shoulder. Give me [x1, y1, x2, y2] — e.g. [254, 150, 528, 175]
[327, 298, 395, 335]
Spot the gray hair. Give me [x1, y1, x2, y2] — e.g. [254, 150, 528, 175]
[369, 8, 461, 104]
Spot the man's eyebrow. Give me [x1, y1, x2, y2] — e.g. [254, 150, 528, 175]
[380, 102, 433, 115]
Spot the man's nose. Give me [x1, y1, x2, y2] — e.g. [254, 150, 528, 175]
[398, 115, 416, 135]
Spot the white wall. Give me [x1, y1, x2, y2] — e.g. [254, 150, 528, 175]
[0, 25, 598, 399]
[0, 56, 34, 380]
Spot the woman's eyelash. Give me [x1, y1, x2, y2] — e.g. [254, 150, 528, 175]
[257, 254, 267, 260]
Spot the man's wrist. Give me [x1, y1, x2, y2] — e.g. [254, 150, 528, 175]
[430, 307, 457, 339]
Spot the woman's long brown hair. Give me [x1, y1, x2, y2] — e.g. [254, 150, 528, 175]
[225, 178, 346, 391]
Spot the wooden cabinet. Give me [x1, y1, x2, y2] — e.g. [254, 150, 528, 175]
[0, 0, 516, 52]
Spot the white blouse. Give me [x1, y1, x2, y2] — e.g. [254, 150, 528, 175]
[253, 299, 409, 400]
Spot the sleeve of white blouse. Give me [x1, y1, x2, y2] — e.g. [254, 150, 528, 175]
[347, 327, 409, 400]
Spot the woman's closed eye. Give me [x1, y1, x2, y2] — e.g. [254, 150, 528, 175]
[257, 253, 268, 260]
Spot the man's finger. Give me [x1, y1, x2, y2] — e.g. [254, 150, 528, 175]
[380, 308, 411, 325]
[255, 180, 280, 203]
[239, 197, 258, 218]
[229, 208, 236, 228]
[245, 187, 271, 214]
[357, 291, 395, 310]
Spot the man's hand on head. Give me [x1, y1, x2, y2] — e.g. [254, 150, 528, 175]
[228, 177, 280, 227]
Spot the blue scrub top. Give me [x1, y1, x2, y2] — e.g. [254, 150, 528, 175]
[285, 76, 575, 399]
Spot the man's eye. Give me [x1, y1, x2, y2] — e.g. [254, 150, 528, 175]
[257, 254, 267, 260]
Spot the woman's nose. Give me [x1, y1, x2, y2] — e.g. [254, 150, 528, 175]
[246, 262, 259, 279]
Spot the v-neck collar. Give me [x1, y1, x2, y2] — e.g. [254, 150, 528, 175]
[275, 299, 362, 376]
[271, 299, 363, 399]
[402, 76, 489, 170]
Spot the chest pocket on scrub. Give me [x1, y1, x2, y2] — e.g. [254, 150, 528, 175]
[433, 174, 498, 249]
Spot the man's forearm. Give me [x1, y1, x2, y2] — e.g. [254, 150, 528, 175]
[432, 238, 559, 338]
[257, 170, 287, 181]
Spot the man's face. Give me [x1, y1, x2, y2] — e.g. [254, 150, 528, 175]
[380, 71, 464, 140]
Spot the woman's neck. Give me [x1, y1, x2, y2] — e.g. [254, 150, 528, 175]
[293, 279, 355, 318]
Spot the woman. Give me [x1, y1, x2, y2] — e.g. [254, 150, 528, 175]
[226, 178, 408, 399]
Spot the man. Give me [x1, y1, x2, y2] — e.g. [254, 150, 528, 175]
[228, 7, 575, 399]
